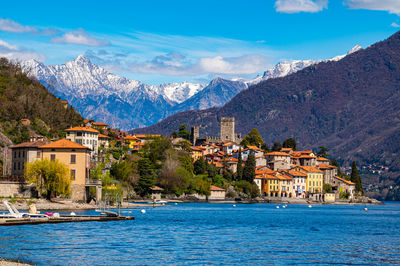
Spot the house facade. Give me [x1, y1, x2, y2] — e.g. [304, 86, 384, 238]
[65, 126, 99, 158]
[10, 141, 47, 178]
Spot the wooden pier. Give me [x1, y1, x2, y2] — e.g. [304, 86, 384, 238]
[0, 215, 134, 226]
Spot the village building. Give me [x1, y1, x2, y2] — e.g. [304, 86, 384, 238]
[65, 126, 99, 158]
[60, 100, 68, 109]
[191, 146, 206, 161]
[39, 139, 100, 202]
[332, 176, 356, 199]
[209, 185, 226, 200]
[218, 157, 238, 173]
[20, 118, 31, 126]
[285, 170, 307, 198]
[198, 142, 220, 155]
[92, 122, 109, 131]
[10, 140, 48, 178]
[221, 141, 241, 155]
[316, 156, 330, 166]
[151, 186, 164, 200]
[98, 134, 110, 148]
[318, 164, 338, 185]
[265, 151, 291, 170]
[124, 135, 141, 149]
[294, 166, 324, 194]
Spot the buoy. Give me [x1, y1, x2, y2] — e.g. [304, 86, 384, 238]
[308, 205, 312, 208]
[282, 205, 286, 208]
[276, 206, 280, 209]
[70, 212, 76, 216]
[141, 209, 146, 214]
[233, 204, 236, 207]
[174, 203, 178, 205]
[364, 207, 368, 211]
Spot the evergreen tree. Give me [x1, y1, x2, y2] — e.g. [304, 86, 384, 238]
[316, 146, 329, 158]
[282, 138, 297, 151]
[272, 142, 282, 151]
[331, 159, 343, 176]
[194, 157, 207, 175]
[240, 128, 264, 147]
[350, 161, 363, 194]
[261, 143, 270, 152]
[243, 152, 256, 182]
[178, 125, 190, 140]
[137, 158, 156, 197]
[207, 163, 218, 179]
[236, 148, 243, 180]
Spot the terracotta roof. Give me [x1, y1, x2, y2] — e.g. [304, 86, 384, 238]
[60, 100, 68, 104]
[266, 151, 290, 156]
[98, 133, 110, 139]
[247, 145, 263, 151]
[39, 139, 88, 149]
[318, 164, 337, 170]
[151, 186, 164, 191]
[92, 122, 108, 126]
[288, 170, 307, 177]
[300, 151, 313, 154]
[124, 135, 140, 141]
[65, 126, 99, 133]
[210, 185, 225, 191]
[296, 166, 323, 173]
[135, 134, 161, 138]
[11, 140, 47, 149]
[317, 157, 329, 161]
[281, 148, 293, 151]
[83, 119, 91, 123]
[334, 176, 355, 185]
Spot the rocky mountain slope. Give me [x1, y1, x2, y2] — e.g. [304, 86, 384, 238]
[134, 31, 400, 179]
[20, 46, 360, 130]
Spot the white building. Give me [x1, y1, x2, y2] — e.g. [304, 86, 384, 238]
[209, 185, 226, 200]
[65, 126, 99, 158]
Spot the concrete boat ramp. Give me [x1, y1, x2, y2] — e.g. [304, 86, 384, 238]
[0, 214, 134, 226]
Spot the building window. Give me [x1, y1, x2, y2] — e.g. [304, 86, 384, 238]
[50, 154, 56, 161]
[70, 169, 76, 180]
[77, 132, 82, 136]
[71, 154, 76, 164]
[37, 151, 41, 159]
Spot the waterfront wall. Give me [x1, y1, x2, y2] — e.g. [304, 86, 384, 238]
[0, 181, 34, 197]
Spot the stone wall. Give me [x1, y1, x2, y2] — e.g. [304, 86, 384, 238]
[71, 184, 86, 202]
[220, 117, 235, 142]
[0, 182, 34, 197]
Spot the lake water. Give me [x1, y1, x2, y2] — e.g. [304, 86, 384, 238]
[1, 202, 400, 265]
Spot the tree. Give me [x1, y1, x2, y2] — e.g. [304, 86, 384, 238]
[111, 161, 133, 182]
[179, 154, 194, 174]
[194, 157, 207, 175]
[171, 131, 178, 138]
[178, 125, 190, 140]
[241, 128, 264, 147]
[331, 159, 343, 176]
[25, 159, 71, 200]
[350, 161, 363, 194]
[147, 136, 173, 164]
[316, 146, 329, 158]
[272, 142, 282, 151]
[207, 163, 218, 179]
[323, 184, 332, 193]
[261, 143, 270, 153]
[136, 158, 156, 197]
[236, 148, 243, 180]
[243, 152, 256, 182]
[282, 138, 297, 151]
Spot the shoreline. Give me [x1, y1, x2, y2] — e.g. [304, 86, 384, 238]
[0, 197, 383, 212]
[0, 258, 31, 266]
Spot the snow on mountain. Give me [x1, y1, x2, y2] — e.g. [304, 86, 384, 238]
[246, 45, 362, 85]
[20, 45, 362, 130]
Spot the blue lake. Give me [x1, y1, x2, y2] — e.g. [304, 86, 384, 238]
[1, 202, 400, 265]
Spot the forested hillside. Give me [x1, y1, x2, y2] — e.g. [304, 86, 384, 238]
[0, 58, 83, 144]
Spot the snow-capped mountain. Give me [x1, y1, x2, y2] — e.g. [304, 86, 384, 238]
[246, 45, 362, 85]
[21, 45, 362, 130]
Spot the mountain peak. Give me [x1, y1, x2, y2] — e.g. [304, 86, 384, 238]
[348, 45, 362, 54]
[74, 55, 91, 64]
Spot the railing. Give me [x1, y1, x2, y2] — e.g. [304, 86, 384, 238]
[0, 176, 25, 182]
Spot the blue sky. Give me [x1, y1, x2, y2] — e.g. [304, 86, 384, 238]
[0, 0, 399, 84]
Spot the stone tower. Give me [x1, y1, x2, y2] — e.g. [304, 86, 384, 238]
[220, 117, 235, 142]
[190, 126, 199, 145]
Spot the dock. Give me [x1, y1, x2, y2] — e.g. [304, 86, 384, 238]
[0, 214, 134, 226]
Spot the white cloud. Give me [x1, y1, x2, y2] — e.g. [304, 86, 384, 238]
[0, 39, 45, 61]
[51, 29, 110, 46]
[345, 0, 400, 15]
[391, 22, 400, 27]
[0, 18, 37, 33]
[130, 53, 271, 76]
[275, 0, 328, 13]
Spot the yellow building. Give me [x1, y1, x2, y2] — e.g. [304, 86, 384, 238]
[124, 135, 141, 149]
[190, 146, 205, 161]
[294, 166, 324, 193]
[39, 139, 90, 201]
[92, 122, 109, 130]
